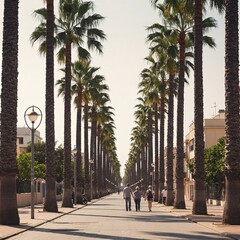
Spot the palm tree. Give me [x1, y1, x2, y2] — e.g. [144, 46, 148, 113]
[134, 98, 151, 186]
[193, 0, 225, 215]
[96, 104, 115, 193]
[140, 62, 160, 201]
[32, 0, 105, 207]
[43, 0, 58, 213]
[0, 0, 20, 225]
[57, 0, 105, 207]
[84, 66, 109, 199]
[90, 84, 109, 198]
[222, 0, 240, 225]
[151, 0, 217, 209]
[103, 122, 118, 192]
[147, 24, 179, 206]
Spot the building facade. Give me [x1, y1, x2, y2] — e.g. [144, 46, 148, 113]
[17, 127, 42, 153]
[184, 110, 225, 200]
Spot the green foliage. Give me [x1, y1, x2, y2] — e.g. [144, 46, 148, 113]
[187, 158, 194, 173]
[17, 152, 31, 180]
[17, 143, 65, 182]
[26, 141, 46, 164]
[17, 152, 46, 180]
[55, 144, 64, 182]
[204, 137, 225, 185]
[25, 142, 65, 182]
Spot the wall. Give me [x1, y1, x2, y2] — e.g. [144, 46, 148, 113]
[16, 179, 62, 207]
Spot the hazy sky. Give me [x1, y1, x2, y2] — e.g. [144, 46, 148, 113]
[0, 1, 231, 176]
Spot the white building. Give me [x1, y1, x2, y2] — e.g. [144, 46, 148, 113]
[184, 110, 225, 200]
[17, 127, 42, 153]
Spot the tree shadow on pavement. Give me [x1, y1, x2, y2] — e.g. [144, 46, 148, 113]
[146, 230, 230, 239]
[29, 227, 147, 240]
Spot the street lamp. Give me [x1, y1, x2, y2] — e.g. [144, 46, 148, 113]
[89, 159, 94, 201]
[24, 105, 42, 219]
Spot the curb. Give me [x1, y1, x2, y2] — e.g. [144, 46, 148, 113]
[156, 203, 238, 240]
[2, 198, 100, 240]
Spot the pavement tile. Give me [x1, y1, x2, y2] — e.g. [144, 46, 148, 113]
[0, 197, 240, 240]
[155, 200, 240, 240]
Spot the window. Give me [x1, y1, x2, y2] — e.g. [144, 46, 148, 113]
[18, 137, 24, 144]
[189, 139, 194, 151]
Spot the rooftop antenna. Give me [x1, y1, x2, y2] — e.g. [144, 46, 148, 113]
[211, 102, 216, 117]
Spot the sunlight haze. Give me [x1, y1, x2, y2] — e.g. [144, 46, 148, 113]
[0, 1, 228, 176]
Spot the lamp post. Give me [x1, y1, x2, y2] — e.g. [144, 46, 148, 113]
[89, 160, 94, 200]
[24, 105, 42, 219]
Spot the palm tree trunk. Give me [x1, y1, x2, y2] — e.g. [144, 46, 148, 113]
[44, 0, 58, 213]
[102, 145, 107, 194]
[97, 125, 102, 195]
[75, 90, 83, 203]
[154, 103, 159, 201]
[192, 0, 207, 215]
[62, 39, 73, 208]
[159, 95, 165, 203]
[141, 146, 146, 190]
[0, 0, 19, 225]
[166, 73, 174, 206]
[143, 145, 148, 189]
[137, 153, 141, 181]
[148, 113, 153, 187]
[84, 103, 90, 199]
[91, 106, 97, 198]
[174, 31, 186, 209]
[222, 0, 240, 224]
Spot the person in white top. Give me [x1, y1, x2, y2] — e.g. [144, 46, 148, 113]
[161, 187, 167, 205]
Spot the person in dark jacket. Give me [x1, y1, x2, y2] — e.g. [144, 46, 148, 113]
[145, 185, 154, 211]
[133, 186, 142, 211]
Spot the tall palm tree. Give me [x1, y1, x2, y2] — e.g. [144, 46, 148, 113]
[43, 0, 58, 213]
[147, 24, 179, 206]
[134, 98, 152, 186]
[57, 0, 105, 207]
[32, 0, 105, 207]
[0, 0, 20, 225]
[85, 67, 109, 199]
[90, 84, 109, 198]
[140, 63, 160, 201]
[151, 0, 216, 208]
[222, 0, 240, 225]
[193, 0, 225, 215]
[146, 28, 173, 203]
[96, 104, 115, 193]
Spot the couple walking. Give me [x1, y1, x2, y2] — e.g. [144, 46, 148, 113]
[123, 183, 141, 211]
[123, 184, 154, 212]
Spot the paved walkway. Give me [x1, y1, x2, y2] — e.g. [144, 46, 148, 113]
[0, 194, 239, 240]
[160, 200, 240, 240]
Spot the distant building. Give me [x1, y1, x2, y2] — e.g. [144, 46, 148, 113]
[184, 110, 225, 200]
[17, 127, 42, 153]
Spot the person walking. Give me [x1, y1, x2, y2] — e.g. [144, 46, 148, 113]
[123, 183, 133, 211]
[161, 187, 167, 205]
[145, 185, 154, 212]
[133, 186, 142, 211]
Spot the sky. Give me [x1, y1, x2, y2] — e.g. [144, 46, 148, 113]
[0, 1, 232, 176]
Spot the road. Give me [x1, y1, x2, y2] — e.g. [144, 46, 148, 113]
[8, 193, 231, 240]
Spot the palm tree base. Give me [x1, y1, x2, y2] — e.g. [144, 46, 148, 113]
[0, 175, 20, 225]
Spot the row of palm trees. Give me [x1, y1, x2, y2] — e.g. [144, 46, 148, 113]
[34, 0, 121, 207]
[0, 0, 121, 225]
[123, 0, 239, 225]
